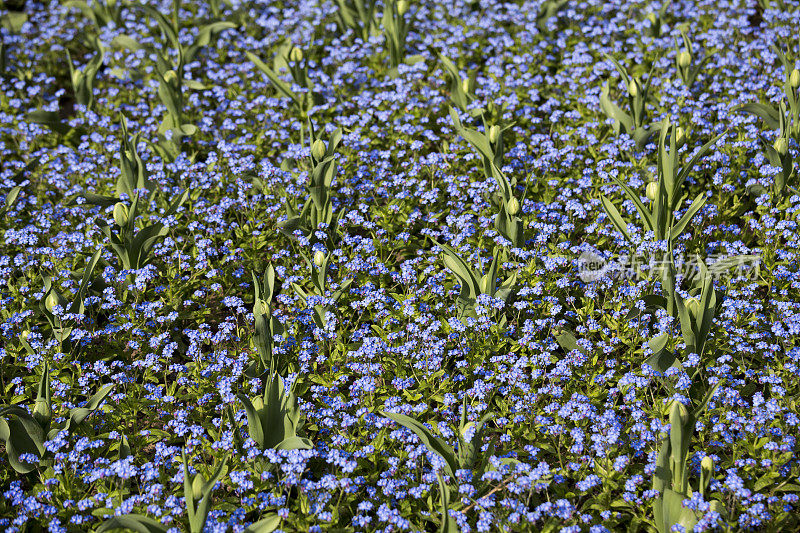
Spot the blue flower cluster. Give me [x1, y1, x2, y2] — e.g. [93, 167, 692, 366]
[1, 0, 800, 531]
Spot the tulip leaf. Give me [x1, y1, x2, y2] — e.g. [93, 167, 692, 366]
[381, 411, 457, 478]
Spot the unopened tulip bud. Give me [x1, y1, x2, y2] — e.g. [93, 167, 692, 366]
[669, 401, 689, 430]
[790, 69, 800, 89]
[396, 0, 409, 15]
[313, 250, 325, 267]
[700, 455, 715, 495]
[191, 474, 204, 500]
[774, 137, 788, 156]
[311, 139, 326, 161]
[479, 275, 490, 294]
[628, 78, 638, 97]
[45, 292, 59, 312]
[461, 78, 470, 94]
[20, 329, 30, 340]
[685, 297, 701, 316]
[255, 299, 269, 316]
[506, 196, 520, 215]
[488, 125, 500, 144]
[113, 202, 128, 227]
[677, 50, 692, 68]
[289, 46, 303, 63]
[33, 398, 51, 425]
[164, 69, 178, 87]
[647, 13, 657, 23]
[675, 126, 685, 144]
[646, 182, 658, 201]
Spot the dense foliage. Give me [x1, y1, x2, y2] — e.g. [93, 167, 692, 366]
[1, 0, 800, 531]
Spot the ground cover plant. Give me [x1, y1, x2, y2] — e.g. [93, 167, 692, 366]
[1, 0, 800, 531]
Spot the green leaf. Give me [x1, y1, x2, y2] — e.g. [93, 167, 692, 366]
[599, 81, 634, 134]
[735, 103, 780, 130]
[75, 192, 119, 207]
[692, 379, 722, 418]
[111, 34, 144, 50]
[439, 243, 481, 301]
[674, 132, 724, 196]
[670, 192, 706, 243]
[275, 436, 313, 450]
[632, 124, 659, 149]
[27, 110, 71, 136]
[236, 393, 265, 446]
[68, 383, 114, 426]
[381, 411, 457, 478]
[97, 514, 169, 533]
[607, 174, 654, 233]
[645, 333, 677, 374]
[2, 412, 44, 473]
[437, 473, 460, 533]
[600, 195, 633, 242]
[69, 249, 102, 315]
[0, 11, 27, 33]
[243, 514, 281, 533]
[754, 472, 778, 492]
[662, 488, 698, 532]
[246, 52, 301, 105]
[554, 328, 582, 354]
[190, 455, 229, 533]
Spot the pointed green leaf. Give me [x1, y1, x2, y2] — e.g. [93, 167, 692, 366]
[243, 514, 281, 533]
[381, 411, 457, 478]
[97, 514, 169, 533]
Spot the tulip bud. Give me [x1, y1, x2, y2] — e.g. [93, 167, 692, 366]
[774, 137, 788, 156]
[646, 182, 658, 201]
[479, 275, 490, 294]
[628, 78, 638, 97]
[669, 401, 689, 453]
[313, 250, 325, 267]
[191, 474, 204, 500]
[255, 299, 270, 316]
[45, 292, 60, 313]
[461, 78, 470, 94]
[163, 69, 179, 88]
[113, 202, 129, 227]
[677, 50, 692, 68]
[488, 125, 500, 144]
[289, 46, 303, 63]
[506, 196, 520, 215]
[311, 139, 326, 161]
[647, 12, 657, 23]
[20, 329, 30, 340]
[675, 126, 685, 145]
[700, 455, 714, 496]
[685, 297, 700, 316]
[33, 397, 52, 428]
[396, 0, 409, 15]
[790, 68, 800, 89]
